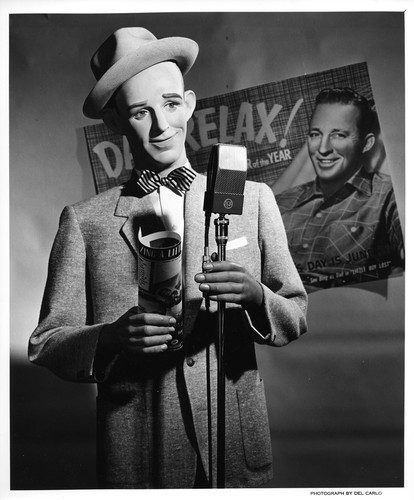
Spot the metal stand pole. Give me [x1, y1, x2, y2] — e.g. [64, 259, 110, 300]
[203, 220, 213, 488]
[214, 215, 228, 488]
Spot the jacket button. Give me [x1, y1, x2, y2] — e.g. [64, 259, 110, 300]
[187, 357, 195, 367]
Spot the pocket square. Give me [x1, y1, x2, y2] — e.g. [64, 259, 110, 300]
[227, 236, 248, 250]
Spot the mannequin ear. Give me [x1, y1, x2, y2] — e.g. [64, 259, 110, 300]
[102, 107, 124, 135]
[184, 90, 196, 120]
[362, 133, 375, 153]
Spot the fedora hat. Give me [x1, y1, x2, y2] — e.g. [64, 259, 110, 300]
[83, 27, 199, 119]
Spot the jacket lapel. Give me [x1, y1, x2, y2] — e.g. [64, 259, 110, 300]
[114, 187, 165, 257]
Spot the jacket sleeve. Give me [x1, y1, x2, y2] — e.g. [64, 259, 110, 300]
[28, 205, 111, 382]
[244, 182, 308, 346]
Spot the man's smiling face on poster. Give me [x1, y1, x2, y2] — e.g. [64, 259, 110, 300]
[307, 103, 373, 192]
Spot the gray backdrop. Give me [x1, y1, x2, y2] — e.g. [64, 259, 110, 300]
[10, 12, 405, 491]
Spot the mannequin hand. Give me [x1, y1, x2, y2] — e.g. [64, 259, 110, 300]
[194, 260, 263, 309]
[99, 307, 176, 355]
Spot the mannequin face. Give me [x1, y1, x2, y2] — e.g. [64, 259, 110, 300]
[109, 61, 196, 173]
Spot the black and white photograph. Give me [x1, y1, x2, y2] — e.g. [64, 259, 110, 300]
[5, 3, 412, 499]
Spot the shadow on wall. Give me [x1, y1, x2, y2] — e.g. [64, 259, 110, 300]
[10, 358, 97, 490]
[256, 323, 404, 488]
[11, 327, 404, 490]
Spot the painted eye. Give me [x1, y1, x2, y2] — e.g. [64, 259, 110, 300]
[166, 101, 180, 110]
[133, 110, 148, 120]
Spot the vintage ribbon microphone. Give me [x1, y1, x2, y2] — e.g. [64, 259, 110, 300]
[203, 143, 248, 488]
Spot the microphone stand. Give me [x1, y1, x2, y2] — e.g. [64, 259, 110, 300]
[203, 220, 213, 489]
[203, 142, 247, 488]
[214, 214, 229, 489]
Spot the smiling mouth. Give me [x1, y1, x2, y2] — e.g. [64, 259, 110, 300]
[316, 158, 339, 168]
[151, 134, 177, 146]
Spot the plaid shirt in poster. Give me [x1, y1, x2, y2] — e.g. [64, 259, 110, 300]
[276, 167, 405, 291]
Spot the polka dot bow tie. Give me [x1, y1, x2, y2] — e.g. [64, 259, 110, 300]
[135, 166, 196, 196]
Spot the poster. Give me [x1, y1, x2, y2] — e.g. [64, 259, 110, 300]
[84, 62, 404, 292]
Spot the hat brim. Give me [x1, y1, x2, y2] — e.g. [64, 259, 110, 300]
[83, 36, 199, 119]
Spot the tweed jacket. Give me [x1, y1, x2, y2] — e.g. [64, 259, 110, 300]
[29, 173, 307, 488]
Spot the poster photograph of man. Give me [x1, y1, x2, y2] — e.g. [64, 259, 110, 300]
[274, 86, 404, 291]
[6, 6, 411, 499]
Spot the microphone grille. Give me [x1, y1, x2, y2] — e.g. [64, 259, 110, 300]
[216, 144, 247, 195]
[215, 169, 246, 194]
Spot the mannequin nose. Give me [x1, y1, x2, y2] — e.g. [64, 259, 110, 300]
[151, 108, 169, 135]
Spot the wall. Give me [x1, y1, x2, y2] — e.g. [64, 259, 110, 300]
[9, 12, 405, 491]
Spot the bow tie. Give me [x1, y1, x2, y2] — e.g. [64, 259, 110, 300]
[134, 166, 196, 196]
